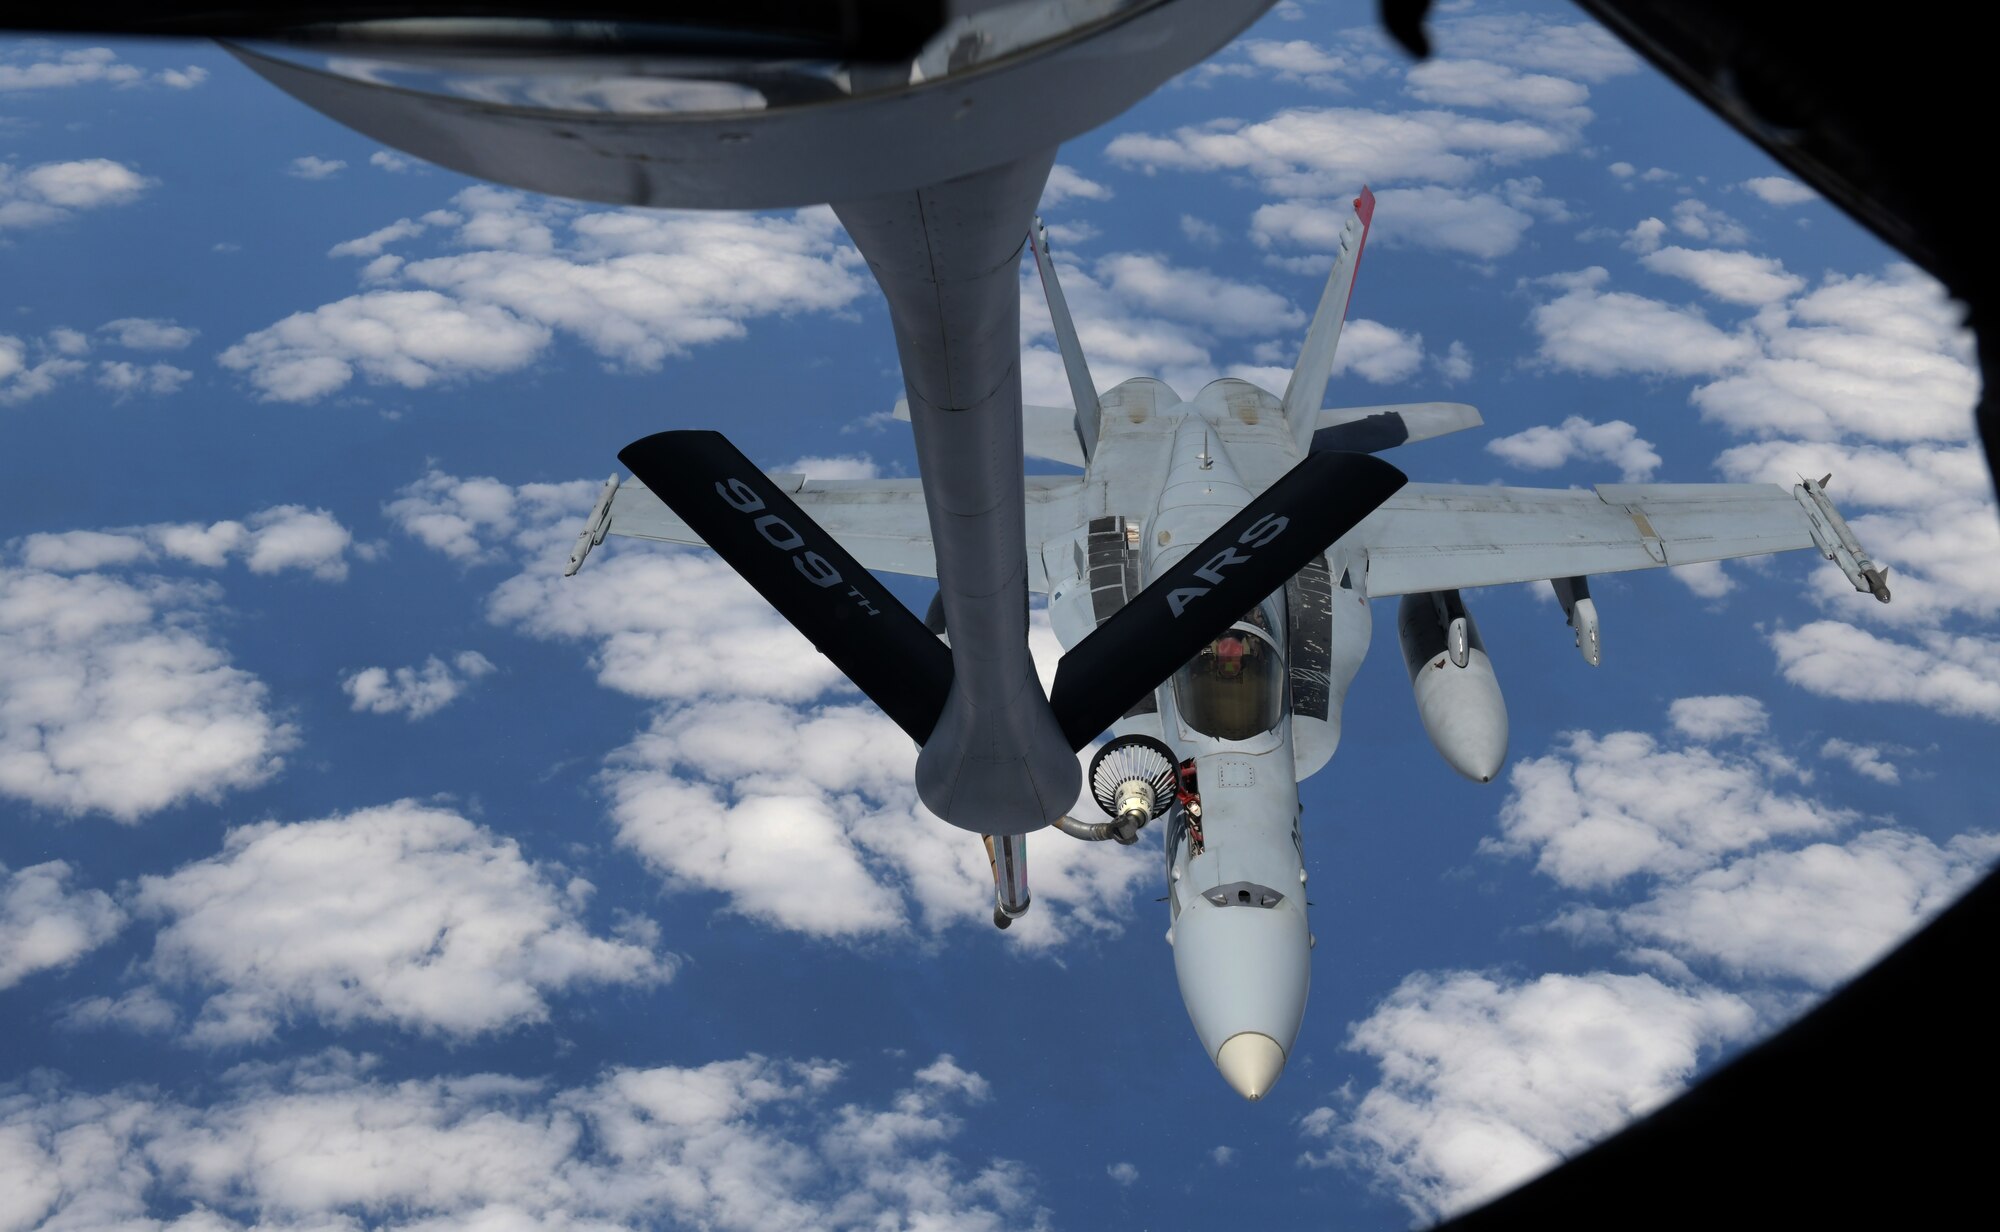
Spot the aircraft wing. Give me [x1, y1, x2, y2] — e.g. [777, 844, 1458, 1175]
[568, 472, 1086, 590]
[1355, 479, 1891, 601]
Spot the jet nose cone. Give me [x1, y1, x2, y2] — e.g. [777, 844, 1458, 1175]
[1216, 1031, 1287, 1101]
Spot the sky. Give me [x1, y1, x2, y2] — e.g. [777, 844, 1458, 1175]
[2, 2, 1995, 1229]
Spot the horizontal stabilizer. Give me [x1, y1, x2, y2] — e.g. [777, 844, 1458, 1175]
[618, 430, 953, 743]
[1311, 402, 1482, 454]
[1048, 450, 1407, 748]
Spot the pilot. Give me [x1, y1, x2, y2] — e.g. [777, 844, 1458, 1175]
[1211, 632, 1247, 678]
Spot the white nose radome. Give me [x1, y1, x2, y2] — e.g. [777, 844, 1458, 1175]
[1216, 1032, 1287, 1101]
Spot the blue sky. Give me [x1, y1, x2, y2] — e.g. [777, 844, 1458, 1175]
[3, 2, 1995, 1228]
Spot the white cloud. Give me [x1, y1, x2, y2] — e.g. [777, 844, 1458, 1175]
[1770, 620, 2000, 721]
[1742, 176, 1818, 206]
[1490, 717, 1851, 889]
[59, 985, 181, 1033]
[1640, 246, 1805, 306]
[1314, 970, 1753, 1220]
[328, 217, 426, 258]
[1667, 695, 1768, 740]
[1107, 107, 1571, 198]
[1690, 265, 1977, 444]
[1040, 163, 1112, 206]
[100, 317, 197, 350]
[1094, 252, 1303, 336]
[776, 454, 881, 480]
[342, 651, 496, 719]
[1258, 186, 1537, 261]
[1608, 161, 1635, 178]
[46, 327, 88, 356]
[218, 289, 552, 402]
[0, 566, 295, 821]
[1434, 339, 1473, 382]
[1405, 58, 1591, 126]
[1180, 214, 1223, 246]
[0, 157, 150, 231]
[428, 469, 1151, 948]
[287, 155, 346, 180]
[1485, 416, 1659, 481]
[227, 189, 868, 401]
[19, 505, 359, 581]
[1669, 559, 1735, 599]
[369, 149, 415, 172]
[1331, 319, 1425, 383]
[385, 468, 600, 564]
[599, 692, 1149, 947]
[1528, 267, 1756, 377]
[0, 46, 205, 91]
[95, 360, 192, 398]
[1669, 199, 1750, 246]
[1107, 1161, 1140, 1185]
[1430, 12, 1642, 82]
[1821, 737, 1900, 784]
[0, 861, 124, 990]
[133, 801, 670, 1043]
[0, 1052, 1040, 1231]
[1615, 829, 2000, 987]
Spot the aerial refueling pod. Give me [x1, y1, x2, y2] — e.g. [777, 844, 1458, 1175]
[1396, 590, 1508, 783]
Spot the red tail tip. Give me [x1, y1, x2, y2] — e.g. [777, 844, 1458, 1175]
[1354, 185, 1376, 226]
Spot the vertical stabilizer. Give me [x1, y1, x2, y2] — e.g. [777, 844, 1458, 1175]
[1029, 216, 1102, 462]
[1283, 187, 1375, 455]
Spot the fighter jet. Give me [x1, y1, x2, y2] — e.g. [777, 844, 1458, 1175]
[569, 188, 1893, 1100]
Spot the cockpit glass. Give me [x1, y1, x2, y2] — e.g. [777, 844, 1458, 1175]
[1173, 620, 1284, 740]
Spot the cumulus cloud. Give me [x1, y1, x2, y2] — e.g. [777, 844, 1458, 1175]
[0, 861, 125, 989]
[1107, 1161, 1140, 1185]
[1742, 176, 1818, 206]
[1404, 58, 1592, 126]
[369, 149, 415, 172]
[1669, 559, 1735, 599]
[1690, 265, 1977, 444]
[226, 188, 868, 401]
[384, 468, 599, 565]
[1616, 829, 1999, 988]
[1107, 107, 1571, 199]
[1094, 252, 1304, 336]
[1257, 185, 1543, 261]
[0, 566, 295, 821]
[1821, 737, 1900, 784]
[1311, 971, 1753, 1220]
[95, 360, 192, 398]
[1668, 199, 1750, 247]
[132, 801, 670, 1043]
[1527, 267, 1756, 377]
[1490, 714, 1851, 889]
[342, 651, 496, 719]
[400, 470, 1151, 947]
[0, 1051, 1040, 1231]
[1770, 620, 2000, 721]
[287, 155, 346, 180]
[599, 692, 1148, 948]
[1040, 163, 1112, 206]
[1429, 12, 1642, 82]
[1485, 416, 1660, 481]
[99, 317, 197, 350]
[219, 289, 552, 402]
[18, 505, 358, 581]
[0, 46, 205, 91]
[1640, 246, 1805, 306]
[1667, 695, 1768, 741]
[1, 157, 151, 233]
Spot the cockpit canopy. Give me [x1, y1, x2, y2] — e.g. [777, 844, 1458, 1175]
[1173, 607, 1284, 741]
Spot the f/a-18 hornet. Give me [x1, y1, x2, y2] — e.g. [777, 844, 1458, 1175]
[569, 189, 1892, 1101]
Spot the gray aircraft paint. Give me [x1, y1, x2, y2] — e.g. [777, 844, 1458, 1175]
[574, 192, 1893, 1098]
